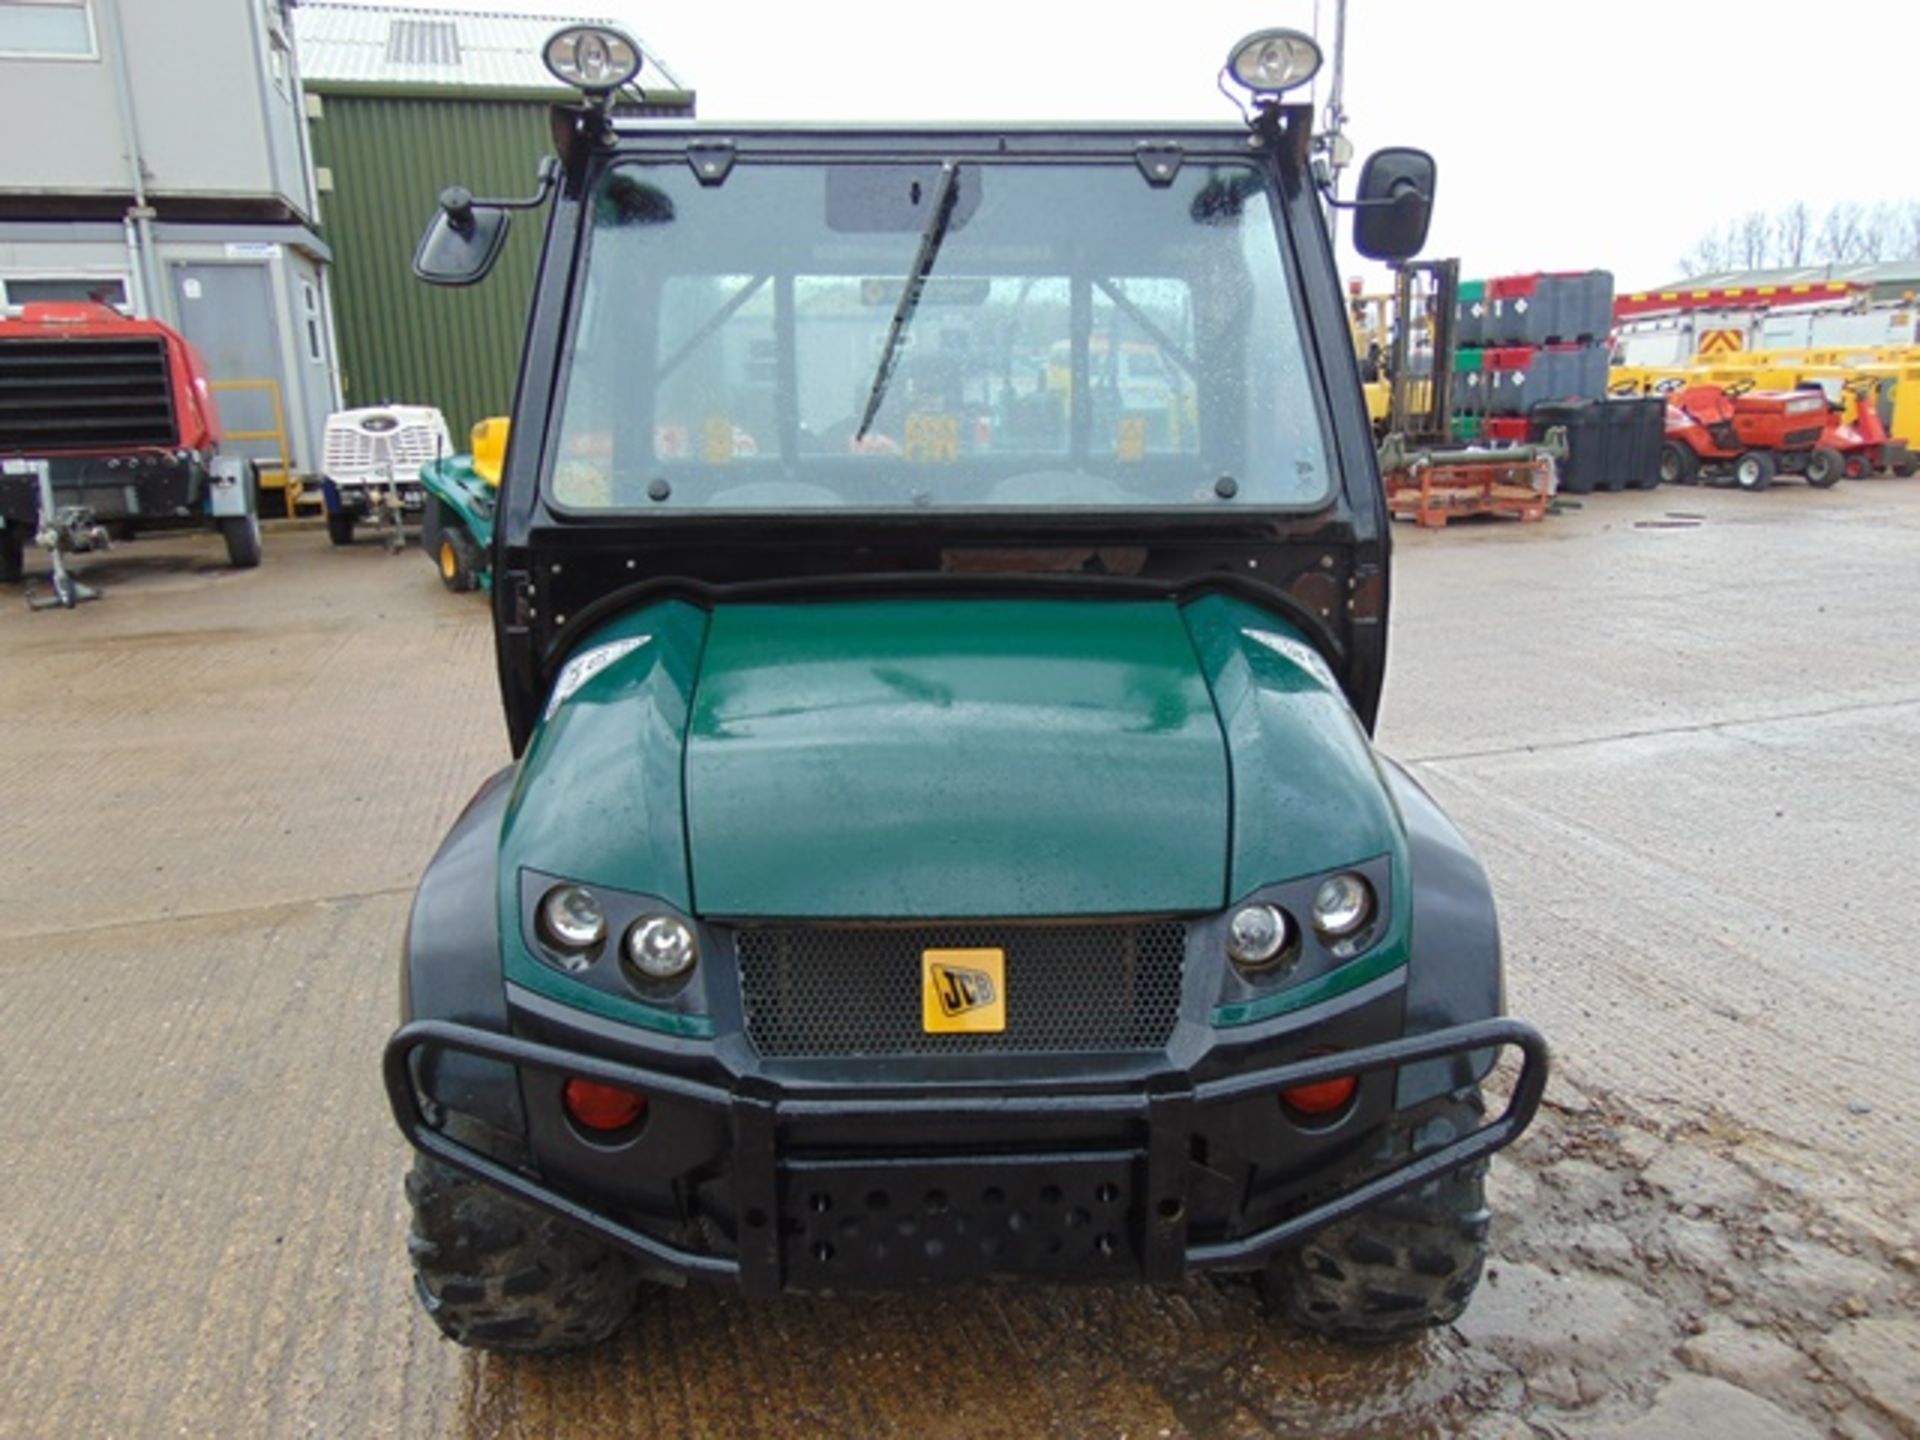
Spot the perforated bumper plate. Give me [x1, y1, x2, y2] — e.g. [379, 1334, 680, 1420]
[778, 1151, 1140, 1289]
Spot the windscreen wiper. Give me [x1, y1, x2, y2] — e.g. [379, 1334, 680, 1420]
[856, 161, 962, 441]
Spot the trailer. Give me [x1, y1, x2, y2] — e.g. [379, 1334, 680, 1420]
[0, 302, 260, 605]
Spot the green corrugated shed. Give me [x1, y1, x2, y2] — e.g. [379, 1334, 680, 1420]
[308, 95, 551, 437]
[294, 4, 693, 439]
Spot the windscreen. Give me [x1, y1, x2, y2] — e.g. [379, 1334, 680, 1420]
[549, 157, 1331, 513]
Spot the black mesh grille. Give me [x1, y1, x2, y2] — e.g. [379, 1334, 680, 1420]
[736, 920, 1186, 1057]
[0, 337, 177, 452]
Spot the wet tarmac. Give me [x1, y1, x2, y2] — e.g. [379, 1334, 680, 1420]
[1, 482, 1915, 1438]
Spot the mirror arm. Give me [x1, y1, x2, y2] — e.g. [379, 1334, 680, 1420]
[473, 158, 561, 214]
[1317, 181, 1429, 212]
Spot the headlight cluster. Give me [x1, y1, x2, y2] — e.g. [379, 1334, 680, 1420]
[1226, 870, 1376, 973]
[536, 882, 699, 982]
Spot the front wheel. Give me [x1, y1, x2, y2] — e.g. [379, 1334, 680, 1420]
[1259, 1090, 1490, 1344]
[220, 513, 263, 569]
[326, 510, 356, 546]
[405, 1156, 638, 1352]
[1733, 451, 1776, 492]
[436, 525, 481, 593]
[1805, 447, 1845, 488]
[1658, 441, 1698, 486]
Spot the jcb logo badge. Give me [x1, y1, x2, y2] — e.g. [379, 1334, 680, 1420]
[921, 948, 1006, 1034]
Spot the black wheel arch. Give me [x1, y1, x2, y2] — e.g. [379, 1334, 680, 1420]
[401, 765, 528, 1151]
[1381, 758, 1505, 1109]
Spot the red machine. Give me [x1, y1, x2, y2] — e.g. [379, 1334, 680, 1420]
[1819, 378, 1914, 479]
[0, 302, 260, 603]
[1658, 381, 1839, 491]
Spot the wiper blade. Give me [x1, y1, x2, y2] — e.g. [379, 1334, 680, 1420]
[856, 161, 962, 441]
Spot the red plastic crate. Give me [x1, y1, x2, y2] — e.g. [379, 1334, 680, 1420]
[1485, 416, 1531, 443]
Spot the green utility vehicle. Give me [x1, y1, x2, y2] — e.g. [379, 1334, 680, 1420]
[386, 23, 1549, 1353]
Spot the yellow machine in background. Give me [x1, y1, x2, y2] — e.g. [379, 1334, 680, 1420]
[470, 416, 509, 486]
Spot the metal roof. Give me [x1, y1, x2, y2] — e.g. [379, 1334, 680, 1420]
[293, 2, 689, 99]
[1651, 261, 1920, 293]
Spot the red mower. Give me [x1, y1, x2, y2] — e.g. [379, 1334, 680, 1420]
[1818, 378, 1914, 479]
[1657, 379, 1840, 491]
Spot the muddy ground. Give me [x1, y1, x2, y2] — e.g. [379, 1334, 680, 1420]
[0, 482, 1915, 1438]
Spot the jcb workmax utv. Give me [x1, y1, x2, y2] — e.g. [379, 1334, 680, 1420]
[387, 24, 1549, 1352]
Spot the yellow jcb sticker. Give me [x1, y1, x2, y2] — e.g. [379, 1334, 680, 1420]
[921, 948, 1006, 1034]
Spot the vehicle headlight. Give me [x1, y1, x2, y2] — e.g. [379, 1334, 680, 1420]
[1226, 903, 1293, 969]
[1311, 873, 1374, 939]
[625, 915, 698, 980]
[538, 883, 607, 957]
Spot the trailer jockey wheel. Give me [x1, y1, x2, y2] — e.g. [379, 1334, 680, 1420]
[438, 525, 481, 593]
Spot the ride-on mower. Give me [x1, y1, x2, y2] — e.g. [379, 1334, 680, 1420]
[418, 416, 506, 592]
[1819, 377, 1914, 479]
[1658, 379, 1839, 490]
[383, 23, 1550, 1353]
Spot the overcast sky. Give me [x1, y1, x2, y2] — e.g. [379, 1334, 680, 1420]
[391, 0, 1920, 291]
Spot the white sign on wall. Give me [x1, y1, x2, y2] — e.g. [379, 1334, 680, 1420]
[223, 242, 283, 260]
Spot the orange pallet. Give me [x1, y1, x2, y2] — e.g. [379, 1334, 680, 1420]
[1383, 453, 1556, 529]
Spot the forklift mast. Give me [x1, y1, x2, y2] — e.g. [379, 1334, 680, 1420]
[1386, 258, 1460, 446]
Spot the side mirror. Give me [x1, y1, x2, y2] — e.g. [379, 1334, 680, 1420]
[413, 186, 510, 286]
[1351, 148, 1435, 261]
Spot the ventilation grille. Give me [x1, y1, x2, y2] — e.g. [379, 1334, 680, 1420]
[737, 921, 1186, 1058]
[322, 420, 443, 475]
[0, 336, 176, 453]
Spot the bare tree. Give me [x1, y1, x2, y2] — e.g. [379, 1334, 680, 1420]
[1856, 202, 1910, 263]
[1733, 210, 1771, 268]
[1775, 202, 1811, 266]
[1677, 223, 1732, 278]
[1817, 201, 1865, 263]
[1679, 198, 1920, 277]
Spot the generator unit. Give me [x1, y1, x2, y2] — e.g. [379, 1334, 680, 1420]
[319, 404, 452, 547]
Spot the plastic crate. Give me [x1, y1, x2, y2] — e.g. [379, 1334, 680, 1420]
[1529, 398, 1607, 492]
[1483, 271, 1616, 345]
[1456, 279, 1488, 348]
[1530, 394, 1663, 491]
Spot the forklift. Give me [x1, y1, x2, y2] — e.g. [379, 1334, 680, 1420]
[1372, 259, 1564, 527]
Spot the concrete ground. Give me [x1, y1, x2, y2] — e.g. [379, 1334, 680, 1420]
[1, 483, 1916, 1439]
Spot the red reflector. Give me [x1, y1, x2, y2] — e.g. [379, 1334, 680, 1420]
[562, 1077, 648, 1132]
[1281, 1074, 1358, 1118]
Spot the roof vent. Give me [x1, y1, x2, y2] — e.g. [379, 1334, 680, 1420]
[385, 18, 461, 67]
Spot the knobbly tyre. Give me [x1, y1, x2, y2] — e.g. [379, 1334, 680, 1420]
[385, 23, 1550, 1352]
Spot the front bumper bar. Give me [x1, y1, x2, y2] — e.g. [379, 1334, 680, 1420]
[384, 1017, 1548, 1293]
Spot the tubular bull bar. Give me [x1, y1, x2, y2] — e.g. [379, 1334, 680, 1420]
[384, 1016, 1549, 1293]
